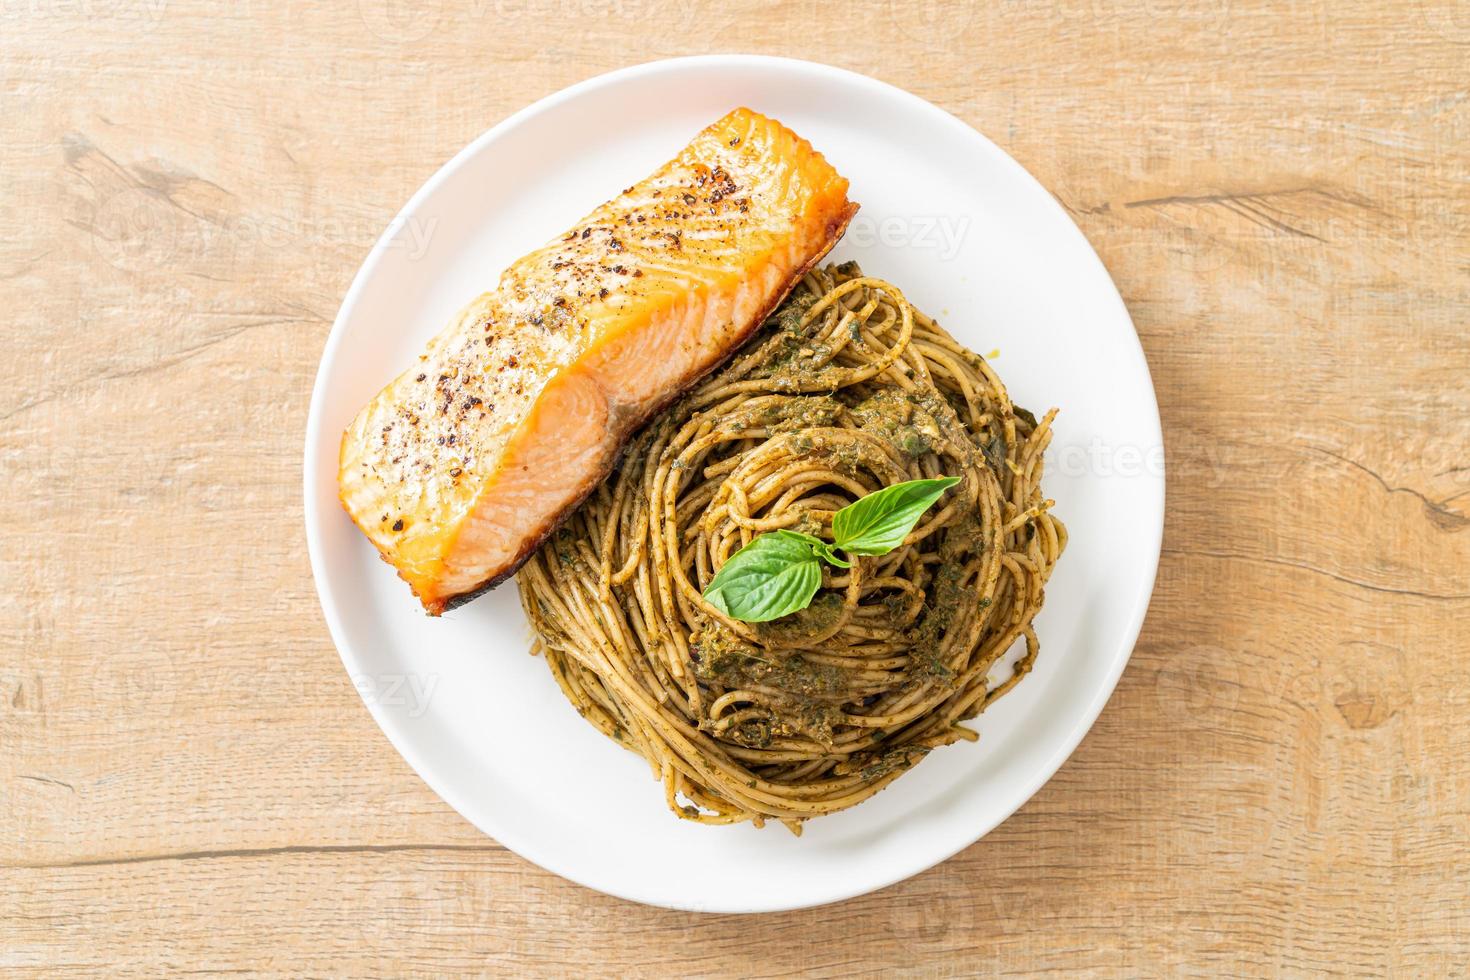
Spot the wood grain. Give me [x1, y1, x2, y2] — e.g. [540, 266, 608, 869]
[3, 0, 1467, 974]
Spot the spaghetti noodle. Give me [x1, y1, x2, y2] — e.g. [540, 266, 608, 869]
[519, 263, 1065, 831]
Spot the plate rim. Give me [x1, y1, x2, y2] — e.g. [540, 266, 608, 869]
[303, 53, 1165, 912]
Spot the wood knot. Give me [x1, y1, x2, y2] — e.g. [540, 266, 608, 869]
[1333, 690, 1396, 730]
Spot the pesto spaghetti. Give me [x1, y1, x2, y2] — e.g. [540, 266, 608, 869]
[518, 263, 1065, 831]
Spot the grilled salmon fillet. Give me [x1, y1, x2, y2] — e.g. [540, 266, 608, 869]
[339, 108, 857, 614]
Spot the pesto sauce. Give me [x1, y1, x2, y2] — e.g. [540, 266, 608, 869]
[850, 388, 944, 458]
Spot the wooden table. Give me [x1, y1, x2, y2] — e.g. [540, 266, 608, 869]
[4, 1, 1467, 974]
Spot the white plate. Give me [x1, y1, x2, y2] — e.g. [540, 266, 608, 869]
[304, 55, 1163, 913]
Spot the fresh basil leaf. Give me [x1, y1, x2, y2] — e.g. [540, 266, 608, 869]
[702, 530, 824, 623]
[830, 476, 961, 555]
[810, 540, 851, 568]
[762, 528, 854, 568]
[776, 529, 825, 548]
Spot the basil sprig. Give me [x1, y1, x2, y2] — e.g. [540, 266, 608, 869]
[702, 476, 960, 623]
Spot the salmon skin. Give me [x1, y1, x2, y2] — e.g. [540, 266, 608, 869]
[339, 108, 858, 614]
